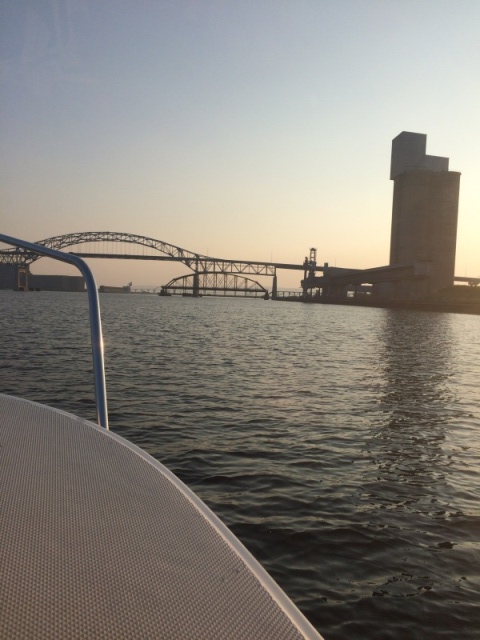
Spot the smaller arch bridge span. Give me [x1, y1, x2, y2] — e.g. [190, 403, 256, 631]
[161, 273, 269, 298]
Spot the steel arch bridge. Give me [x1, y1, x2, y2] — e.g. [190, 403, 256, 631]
[0, 231, 276, 276]
[161, 273, 269, 298]
[0, 231, 201, 267]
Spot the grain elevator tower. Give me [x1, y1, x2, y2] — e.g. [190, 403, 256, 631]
[389, 132, 461, 299]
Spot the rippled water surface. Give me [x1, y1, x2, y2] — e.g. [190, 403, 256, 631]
[1, 291, 479, 639]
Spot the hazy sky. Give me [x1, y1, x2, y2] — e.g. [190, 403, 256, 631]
[1, 0, 479, 289]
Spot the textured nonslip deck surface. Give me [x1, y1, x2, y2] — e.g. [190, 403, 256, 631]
[0, 394, 323, 639]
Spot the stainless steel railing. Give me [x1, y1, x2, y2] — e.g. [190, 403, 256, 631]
[0, 234, 109, 429]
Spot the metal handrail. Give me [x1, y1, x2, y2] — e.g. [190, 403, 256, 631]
[0, 234, 109, 429]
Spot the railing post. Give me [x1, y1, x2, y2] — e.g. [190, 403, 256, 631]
[0, 234, 109, 429]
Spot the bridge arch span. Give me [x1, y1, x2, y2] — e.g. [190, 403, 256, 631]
[161, 273, 269, 298]
[0, 231, 206, 267]
[0, 231, 278, 279]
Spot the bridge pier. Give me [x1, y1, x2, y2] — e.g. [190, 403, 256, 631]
[192, 271, 200, 297]
[272, 274, 277, 300]
[17, 266, 29, 291]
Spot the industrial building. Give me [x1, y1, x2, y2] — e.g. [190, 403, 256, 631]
[0, 264, 84, 292]
[302, 132, 462, 302]
[386, 131, 461, 299]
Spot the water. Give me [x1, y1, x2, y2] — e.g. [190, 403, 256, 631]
[1, 291, 479, 639]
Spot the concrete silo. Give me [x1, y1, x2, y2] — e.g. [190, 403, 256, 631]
[389, 132, 461, 299]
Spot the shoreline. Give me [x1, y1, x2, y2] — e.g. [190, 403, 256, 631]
[275, 296, 480, 315]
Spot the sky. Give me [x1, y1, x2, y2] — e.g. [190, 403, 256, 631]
[1, 0, 479, 289]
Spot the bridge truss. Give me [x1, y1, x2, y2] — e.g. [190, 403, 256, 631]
[161, 273, 269, 298]
[0, 231, 276, 276]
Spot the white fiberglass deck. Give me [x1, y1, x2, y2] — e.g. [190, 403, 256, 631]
[0, 394, 322, 639]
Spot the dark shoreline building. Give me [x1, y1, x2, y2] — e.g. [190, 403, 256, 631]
[0, 265, 85, 292]
[386, 132, 461, 300]
[302, 131, 462, 302]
